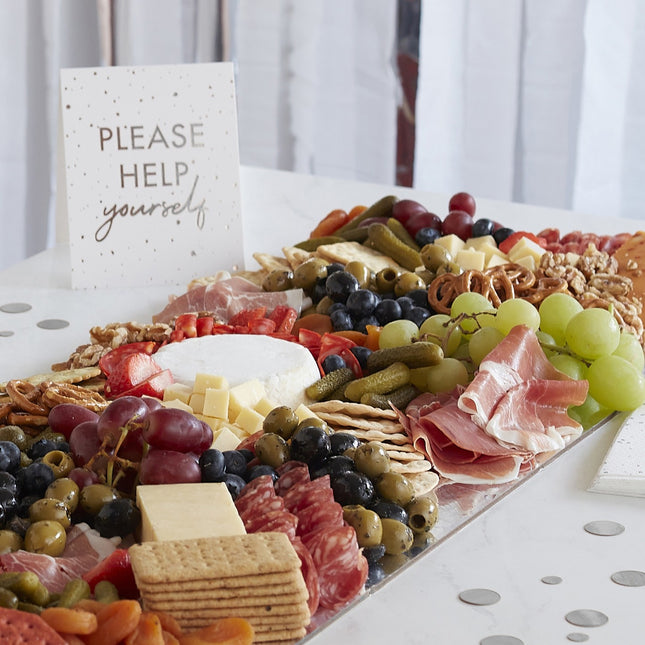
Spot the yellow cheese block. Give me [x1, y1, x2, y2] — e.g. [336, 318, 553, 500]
[435, 234, 465, 258]
[163, 383, 193, 405]
[235, 407, 264, 435]
[255, 396, 278, 417]
[455, 248, 485, 271]
[136, 483, 246, 542]
[508, 237, 545, 265]
[193, 373, 230, 394]
[465, 235, 496, 250]
[294, 403, 320, 422]
[211, 425, 244, 450]
[188, 392, 205, 414]
[161, 398, 193, 412]
[228, 379, 266, 421]
[203, 388, 230, 419]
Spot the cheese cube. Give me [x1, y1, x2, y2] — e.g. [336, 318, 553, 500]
[227, 380, 266, 421]
[485, 253, 510, 269]
[195, 414, 224, 432]
[455, 249, 485, 271]
[465, 235, 496, 250]
[235, 407, 265, 435]
[193, 373, 230, 394]
[211, 426, 243, 451]
[161, 398, 193, 412]
[434, 234, 465, 258]
[294, 404, 320, 423]
[512, 254, 537, 271]
[203, 388, 230, 419]
[163, 383, 193, 405]
[478, 242, 508, 264]
[136, 483, 246, 542]
[255, 397, 278, 417]
[508, 237, 545, 265]
[227, 423, 250, 440]
[188, 392, 205, 414]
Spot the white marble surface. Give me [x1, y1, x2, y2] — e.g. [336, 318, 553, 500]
[1, 166, 644, 644]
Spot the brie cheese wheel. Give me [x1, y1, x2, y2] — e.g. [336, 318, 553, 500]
[154, 334, 321, 409]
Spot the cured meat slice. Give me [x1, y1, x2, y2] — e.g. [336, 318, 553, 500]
[282, 475, 331, 513]
[285, 487, 336, 516]
[274, 462, 310, 496]
[234, 475, 276, 516]
[486, 377, 587, 452]
[291, 537, 320, 616]
[296, 499, 344, 538]
[243, 509, 298, 541]
[238, 494, 285, 524]
[303, 525, 368, 611]
[459, 325, 571, 426]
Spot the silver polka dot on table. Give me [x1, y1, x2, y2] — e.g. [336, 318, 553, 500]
[611, 570, 645, 587]
[0, 330, 14, 337]
[0, 302, 32, 313]
[459, 588, 501, 606]
[480, 636, 524, 645]
[583, 520, 625, 536]
[541, 575, 563, 585]
[565, 609, 609, 627]
[37, 319, 70, 330]
[567, 634, 589, 642]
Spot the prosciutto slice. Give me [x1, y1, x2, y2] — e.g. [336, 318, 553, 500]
[152, 275, 304, 324]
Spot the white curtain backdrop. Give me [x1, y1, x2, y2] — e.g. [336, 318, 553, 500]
[1, 0, 644, 272]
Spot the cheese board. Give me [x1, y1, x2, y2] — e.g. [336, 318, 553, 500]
[1, 166, 645, 644]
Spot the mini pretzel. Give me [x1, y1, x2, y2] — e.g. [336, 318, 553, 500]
[457, 270, 493, 300]
[5, 380, 49, 416]
[0, 401, 12, 421]
[427, 273, 458, 314]
[495, 263, 536, 291]
[519, 278, 569, 305]
[7, 411, 49, 428]
[40, 381, 108, 413]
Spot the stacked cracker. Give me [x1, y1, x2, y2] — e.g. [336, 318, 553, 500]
[129, 533, 310, 645]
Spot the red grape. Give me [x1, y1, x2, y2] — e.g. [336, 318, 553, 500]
[405, 211, 442, 237]
[448, 192, 476, 217]
[441, 210, 473, 240]
[139, 448, 201, 485]
[96, 396, 149, 447]
[69, 421, 102, 466]
[68, 467, 100, 490]
[48, 404, 99, 441]
[143, 408, 211, 453]
[391, 199, 429, 226]
[142, 396, 163, 412]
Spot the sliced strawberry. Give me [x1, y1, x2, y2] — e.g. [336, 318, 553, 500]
[174, 313, 197, 338]
[248, 318, 277, 334]
[82, 548, 139, 599]
[104, 352, 163, 399]
[98, 341, 157, 377]
[228, 307, 267, 327]
[211, 323, 235, 335]
[117, 369, 174, 399]
[169, 329, 185, 343]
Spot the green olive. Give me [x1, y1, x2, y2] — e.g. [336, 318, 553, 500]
[374, 267, 401, 293]
[380, 517, 414, 555]
[24, 521, 67, 557]
[296, 417, 330, 435]
[262, 269, 294, 292]
[345, 261, 373, 289]
[394, 272, 426, 297]
[45, 478, 80, 513]
[342, 505, 383, 548]
[420, 244, 451, 271]
[27, 431, 66, 448]
[0, 530, 23, 555]
[263, 406, 299, 440]
[254, 433, 290, 469]
[29, 498, 71, 529]
[20, 452, 32, 468]
[406, 493, 439, 534]
[435, 261, 461, 276]
[380, 552, 410, 574]
[292, 258, 329, 291]
[375, 472, 415, 507]
[315, 296, 335, 315]
[415, 269, 436, 285]
[0, 426, 28, 451]
[79, 484, 117, 516]
[353, 442, 391, 479]
[0, 587, 19, 609]
[41, 450, 74, 478]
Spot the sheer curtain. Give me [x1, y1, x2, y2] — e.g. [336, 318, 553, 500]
[2, 0, 645, 273]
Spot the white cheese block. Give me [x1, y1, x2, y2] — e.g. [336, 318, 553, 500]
[508, 237, 545, 264]
[188, 392, 205, 414]
[211, 426, 243, 451]
[235, 406, 265, 435]
[163, 383, 193, 404]
[512, 254, 537, 271]
[203, 388, 230, 419]
[193, 373, 230, 393]
[455, 249, 485, 271]
[435, 234, 465, 258]
[154, 334, 321, 409]
[485, 253, 510, 269]
[228, 380, 266, 421]
[136, 483, 246, 542]
[464, 235, 496, 250]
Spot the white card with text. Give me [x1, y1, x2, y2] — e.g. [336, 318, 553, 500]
[59, 63, 243, 289]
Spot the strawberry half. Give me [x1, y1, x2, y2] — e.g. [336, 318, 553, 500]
[104, 352, 164, 399]
[118, 369, 174, 399]
[99, 341, 157, 377]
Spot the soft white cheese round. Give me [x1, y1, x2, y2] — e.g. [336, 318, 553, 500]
[154, 334, 321, 408]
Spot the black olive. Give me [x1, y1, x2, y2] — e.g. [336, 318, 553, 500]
[0, 472, 18, 497]
[369, 499, 409, 525]
[363, 543, 387, 564]
[354, 315, 380, 334]
[329, 432, 360, 457]
[0, 441, 21, 473]
[289, 426, 331, 464]
[238, 449, 255, 463]
[374, 299, 402, 326]
[28, 439, 58, 460]
[246, 465, 278, 483]
[366, 562, 386, 588]
[94, 499, 141, 538]
[222, 450, 248, 477]
[349, 346, 372, 370]
[199, 449, 226, 482]
[330, 471, 374, 506]
[325, 271, 359, 303]
[310, 455, 355, 479]
[406, 289, 430, 310]
[405, 306, 431, 327]
[493, 226, 514, 245]
[222, 473, 246, 500]
[15, 463, 55, 497]
[471, 218, 495, 237]
[0, 490, 17, 526]
[16, 495, 41, 519]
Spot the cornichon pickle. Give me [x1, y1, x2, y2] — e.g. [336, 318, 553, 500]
[305, 367, 355, 402]
[366, 342, 443, 372]
[94, 580, 120, 604]
[3, 571, 50, 606]
[367, 223, 422, 272]
[17, 601, 42, 614]
[294, 236, 345, 251]
[334, 195, 398, 235]
[386, 217, 420, 251]
[344, 362, 410, 402]
[57, 578, 90, 608]
[339, 227, 370, 243]
[0, 587, 18, 609]
[360, 384, 420, 410]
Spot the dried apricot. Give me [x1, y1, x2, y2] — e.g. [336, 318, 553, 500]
[178, 617, 254, 645]
[85, 599, 142, 645]
[40, 606, 98, 635]
[124, 611, 164, 645]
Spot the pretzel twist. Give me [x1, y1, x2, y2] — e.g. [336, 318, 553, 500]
[5, 380, 49, 416]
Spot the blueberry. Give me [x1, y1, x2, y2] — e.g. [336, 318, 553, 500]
[374, 299, 402, 326]
[222, 473, 247, 500]
[15, 462, 55, 496]
[415, 227, 441, 247]
[369, 499, 409, 524]
[328, 302, 347, 315]
[493, 227, 514, 245]
[0, 441, 20, 473]
[366, 562, 387, 588]
[28, 438, 58, 460]
[94, 498, 141, 538]
[345, 289, 379, 319]
[321, 354, 347, 374]
[246, 464, 278, 482]
[311, 277, 328, 304]
[363, 543, 386, 564]
[353, 315, 380, 334]
[405, 306, 431, 326]
[222, 450, 248, 477]
[407, 289, 430, 310]
[16, 494, 40, 519]
[396, 296, 414, 316]
[199, 449, 226, 482]
[238, 449, 255, 463]
[350, 346, 372, 370]
[325, 271, 359, 303]
[330, 309, 353, 332]
[471, 218, 495, 237]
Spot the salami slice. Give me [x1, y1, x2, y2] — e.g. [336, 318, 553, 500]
[282, 475, 331, 513]
[238, 494, 285, 524]
[296, 500, 344, 538]
[234, 475, 276, 515]
[275, 462, 310, 496]
[303, 525, 367, 611]
[284, 486, 335, 516]
[291, 537, 320, 616]
[244, 509, 298, 541]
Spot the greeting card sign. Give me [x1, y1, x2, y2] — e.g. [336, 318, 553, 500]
[59, 63, 243, 289]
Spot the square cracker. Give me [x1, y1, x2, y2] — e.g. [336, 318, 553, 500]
[141, 587, 308, 605]
[308, 400, 398, 420]
[390, 459, 433, 474]
[129, 533, 301, 586]
[315, 241, 405, 273]
[253, 252, 292, 273]
[406, 470, 440, 496]
[144, 594, 309, 613]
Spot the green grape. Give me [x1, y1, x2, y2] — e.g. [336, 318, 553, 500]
[565, 308, 620, 360]
[549, 353, 587, 380]
[538, 292, 583, 345]
[425, 358, 469, 393]
[612, 332, 645, 372]
[494, 298, 540, 335]
[587, 355, 645, 411]
[379, 319, 419, 349]
[536, 330, 557, 357]
[450, 292, 495, 334]
[568, 394, 612, 430]
[419, 314, 462, 356]
[468, 327, 504, 366]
